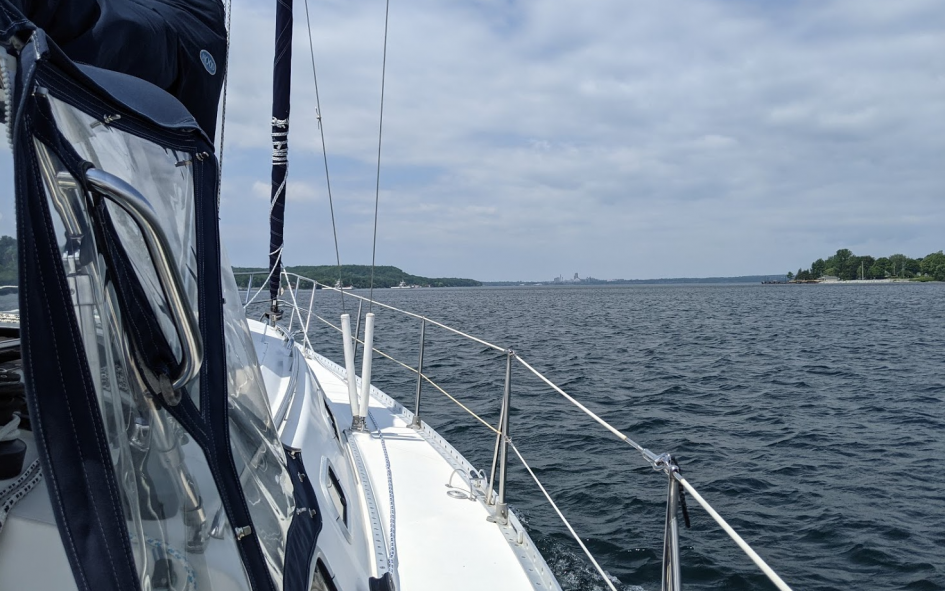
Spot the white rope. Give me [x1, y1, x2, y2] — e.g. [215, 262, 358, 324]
[0, 459, 42, 535]
[0, 415, 19, 441]
[508, 441, 618, 591]
[269, 178, 288, 215]
[271, 118, 289, 165]
[368, 411, 397, 568]
[1, 48, 16, 149]
[676, 477, 793, 591]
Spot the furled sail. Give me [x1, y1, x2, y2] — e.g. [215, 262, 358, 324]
[268, 0, 293, 313]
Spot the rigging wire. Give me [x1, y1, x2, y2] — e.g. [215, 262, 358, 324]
[303, 0, 345, 313]
[508, 442, 619, 591]
[310, 279, 505, 351]
[279, 278, 794, 590]
[305, 307, 500, 434]
[369, 0, 392, 312]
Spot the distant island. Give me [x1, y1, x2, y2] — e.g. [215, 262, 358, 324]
[232, 264, 481, 289]
[483, 275, 784, 286]
[788, 249, 945, 282]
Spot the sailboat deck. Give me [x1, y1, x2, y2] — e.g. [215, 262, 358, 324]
[248, 319, 558, 590]
[307, 354, 556, 591]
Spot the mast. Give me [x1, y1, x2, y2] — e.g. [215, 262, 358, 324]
[268, 0, 293, 320]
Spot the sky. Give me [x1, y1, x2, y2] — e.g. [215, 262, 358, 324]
[1, 0, 943, 281]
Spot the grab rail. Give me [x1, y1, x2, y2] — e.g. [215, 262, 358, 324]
[85, 168, 203, 393]
[244, 270, 793, 591]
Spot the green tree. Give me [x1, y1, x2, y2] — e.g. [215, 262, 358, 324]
[921, 251, 945, 281]
[859, 256, 875, 279]
[786, 271, 794, 280]
[831, 249, 857, 280]
[874, 257, 891, 276]
[904, 258, 921, 276]
[834, 248, 852, 270]
[839, 255, 857, 280]
[811, 258, 826, 278]
[889, 254, 910, 277]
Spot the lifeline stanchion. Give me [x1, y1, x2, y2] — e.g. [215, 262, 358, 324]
[355, 313, 376, 431]
[410, 318, 426, 428]
[341, 314, 360, 425]
[493, 349, 513, 526]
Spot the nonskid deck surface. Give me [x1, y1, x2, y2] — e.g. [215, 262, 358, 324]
[248, 319, 559, 591]
[0, 433, 75, 589]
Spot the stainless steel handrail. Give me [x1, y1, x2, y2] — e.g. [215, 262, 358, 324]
[85, 168, 203, 393]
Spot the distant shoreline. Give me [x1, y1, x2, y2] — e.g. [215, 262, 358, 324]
[777, 278, 941, 285]
[481, 277, 942, 286]
[482, 275, 783, 286]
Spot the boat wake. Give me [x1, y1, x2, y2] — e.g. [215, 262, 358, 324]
[541, 539, 645, 591]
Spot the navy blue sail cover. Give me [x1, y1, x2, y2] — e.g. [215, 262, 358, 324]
[3, 0, 226, 140]
[1, 2, 322, 590]
[4, 33, 271, 591]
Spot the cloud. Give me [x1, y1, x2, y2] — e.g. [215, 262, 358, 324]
[210, 0, 945, 280]
[1, 0, 942, 281]
[250, 179, 322, 203]
[688, 135, 740, 150]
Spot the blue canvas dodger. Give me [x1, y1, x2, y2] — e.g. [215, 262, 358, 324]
[2, 0, 226, 140]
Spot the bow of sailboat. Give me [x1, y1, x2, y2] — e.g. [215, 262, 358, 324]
[0, 0, 801, 588]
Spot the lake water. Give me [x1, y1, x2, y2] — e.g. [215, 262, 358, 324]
[253, 282, 945, 590]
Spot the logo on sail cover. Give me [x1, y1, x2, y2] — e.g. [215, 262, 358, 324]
[200, 50, 217, 75]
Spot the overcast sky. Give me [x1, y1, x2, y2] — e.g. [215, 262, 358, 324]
[1, 0, 943, 280]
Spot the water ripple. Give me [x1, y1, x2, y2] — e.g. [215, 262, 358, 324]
[271, 282, 945, 591]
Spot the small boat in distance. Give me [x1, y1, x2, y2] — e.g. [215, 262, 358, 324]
[333, 279, 354, 290]
[390, 280, 417, 289]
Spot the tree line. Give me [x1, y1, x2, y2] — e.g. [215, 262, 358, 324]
[0, 236, 481, 289]
[232, 264, 481, 289]
[789, 249, 945, 281]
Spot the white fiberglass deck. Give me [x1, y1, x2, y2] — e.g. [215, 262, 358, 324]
[248, 319, 559, 591]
